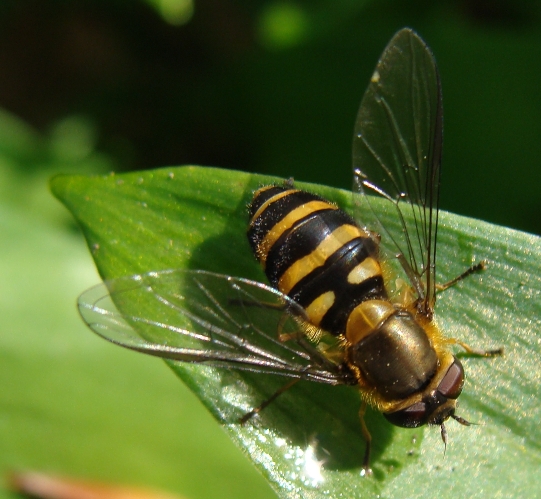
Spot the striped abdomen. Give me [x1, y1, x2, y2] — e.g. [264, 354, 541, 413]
[248, 185, 440, 402]
[247, 186, 387, 337]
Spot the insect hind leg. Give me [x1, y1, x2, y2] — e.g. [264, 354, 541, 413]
[228, 297, 285, 310]
[228, 296, 315, 343]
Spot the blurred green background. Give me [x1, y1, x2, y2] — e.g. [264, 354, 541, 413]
[2, 0, 541, 232]
[1, 1, 541, 499]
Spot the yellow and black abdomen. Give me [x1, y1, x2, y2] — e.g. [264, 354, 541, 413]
[248, 186, 387, 337]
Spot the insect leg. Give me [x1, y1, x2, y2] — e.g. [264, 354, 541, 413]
[396, 253, 425, 299]
[358, 401, 373, 475]
[277, 311, 300, 342]
[229, 296, 310, 343]
[228, 294, 295, 338]
[228, 298, 285, 310]
[448, 338, 503, 357]
[438, 260, 503, 356]
[437, 260, 487, 292]
[239, 379, 300, 424]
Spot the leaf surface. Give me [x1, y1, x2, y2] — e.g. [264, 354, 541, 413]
[51, 165, 541, 498]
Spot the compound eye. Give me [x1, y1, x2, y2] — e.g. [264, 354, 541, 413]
[438, 357, 464, 400]
[384, 401, 428, 428]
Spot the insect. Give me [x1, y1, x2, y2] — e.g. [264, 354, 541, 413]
[78, 28, 501, 472]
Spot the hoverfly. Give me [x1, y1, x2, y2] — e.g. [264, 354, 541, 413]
[78, 28, 501, 473]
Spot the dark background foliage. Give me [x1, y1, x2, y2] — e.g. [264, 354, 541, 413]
[0, 0, 540, 234]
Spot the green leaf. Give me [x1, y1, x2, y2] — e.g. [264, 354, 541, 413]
[0, 171, 274, 499]
[51, 165, 541, 498]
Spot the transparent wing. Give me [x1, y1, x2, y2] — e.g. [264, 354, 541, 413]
[352, 28, 442, 314]
[78, 269, 355, 385]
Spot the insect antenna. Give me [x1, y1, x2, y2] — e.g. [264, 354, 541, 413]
[440, 422, 447, 457]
